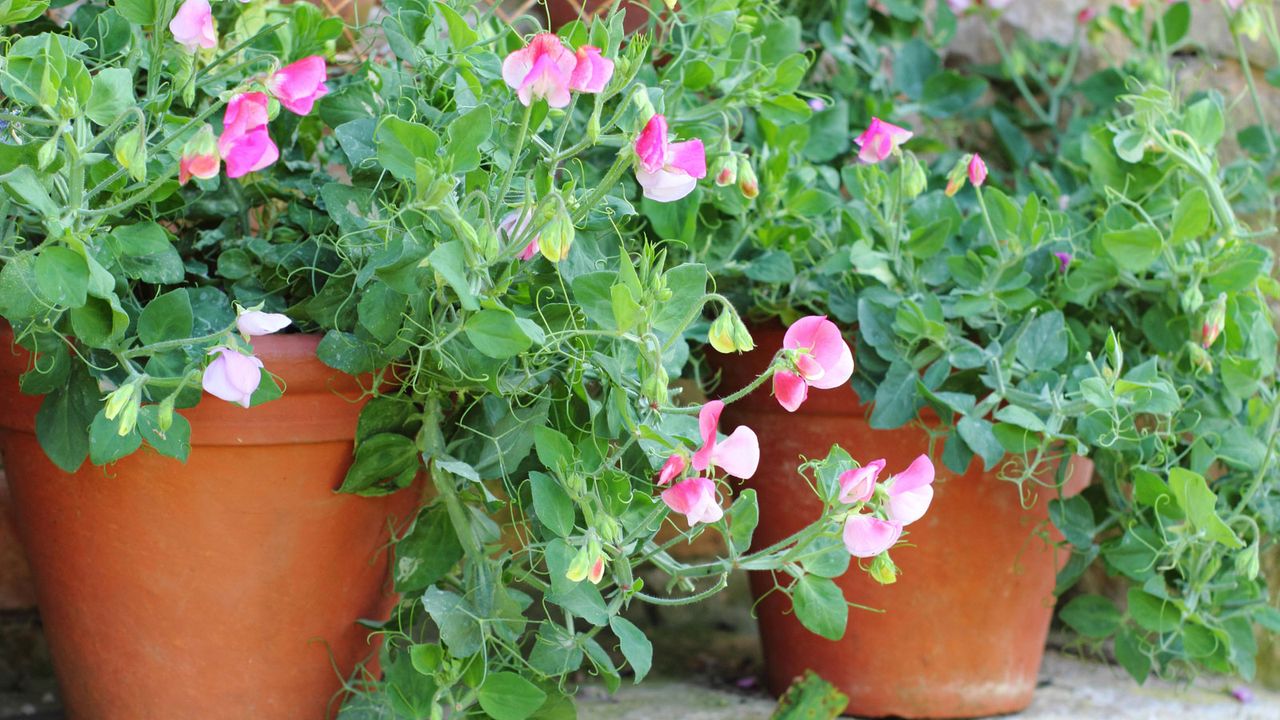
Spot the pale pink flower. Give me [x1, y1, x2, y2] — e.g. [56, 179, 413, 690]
[690, 400, 759, 479]
[661, 477, 723, 527]
[656, 453, 686, 486]
[218, 92, 278, 178]
[499, 210, 541, 261]
[502, 33, 577, 108]
[633, 114, 707, 202]
[169, 0, 217, 52]
[569, 46, 614, 94]
[886, 454, 935, 526]
[854, 117, 913, 164]
[968, 153, 988, 187]
[236, 310, 291, 339]
[839, 459, 885, 504]
[808, 98, 827, 112]
[202, 347, 264, 408]
[771, 315, 854, 412]
[267, 56, 330, 116]
[1077, 7, 1098, 23]
[843, 514, 903, 558]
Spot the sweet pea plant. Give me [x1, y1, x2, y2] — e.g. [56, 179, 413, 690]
[0, 0, 347, 468]
[311, 3, 935, 715]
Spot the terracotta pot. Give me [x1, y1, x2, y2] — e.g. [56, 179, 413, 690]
[0, 328, 417, 720]
[715, 329, 1092, 719]
[0, 467, 36, 610]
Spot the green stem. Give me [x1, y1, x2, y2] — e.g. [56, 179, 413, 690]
[656, 364, 778, 415]
[572, 148, 632, 224]
[122, 328, 232, 358]
[988, 21, 1055, 126]
[497, 101, 534, 205]
[1226, 4, 1276, 155]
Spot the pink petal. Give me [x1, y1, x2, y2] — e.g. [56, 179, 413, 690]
[518, 53, 572, 108]
[710, 426, 759, 479]
[888, 454, 935, 526]
[783, 316, 853, 389]
[794, 353, 825, 382]
[854, 118, 912, 164]
[505, 34, 575, 107]
[842, 514, 902, 558]
[501, 45, 537, 91]
[202, 348, 263, 408]
[221, 92, 270, 142]
[839, 459, 884, 504]
[635, 166, 698, 202]
[773, 370, 808, 413]
[968, 153, 988, 187]
[236, 311, 291, 337]
[569, 46, 614, 93]
[221, 126, 279, 178]
[656, 454, 686, 486]
[661, 477, 722, 527]
[169, 0, 217, 52]
[517, 239, 540, 261]
[268, 56, 329, 116]
[691, 400, 724, 472]
[667, 139, 707, 179]
[635, 115, 669, 174]
[809, 340, 853, 390]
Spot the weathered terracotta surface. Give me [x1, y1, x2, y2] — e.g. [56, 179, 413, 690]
[716, 329, 1091, 718]
[0, 468, 35, 610]
[0, 329, 417, 720]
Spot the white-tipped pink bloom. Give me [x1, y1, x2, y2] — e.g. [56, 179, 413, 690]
[690, 400, 759, 479]
[236, 310, 291, 339]
[633, 114, 707, 203]
[657, 454, 686, 486]
[843, 514, 903, 558]
[502, 33, 577, 108]
[267, 56, 330, 116]
[854, 117, 913, 164]
[202, 347, 264, 408]
[838, 459, 884, 504]
[887, 454, 935, 525]
[169, 0, 217, 52]
[772, 315, 854, 413]
[218, 92, 278, 179]
[499, 210, 541, 261]
[968, 153, 988, 187]
[569, 46, 614, 94]
[661, 477, 723, 527]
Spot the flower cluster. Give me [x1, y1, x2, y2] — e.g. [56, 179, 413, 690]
[839, 455, 936, 559]
[502, 33, 615, 108]
[772, 316, 855, 412]
[657, 400, 760, 526]
[201, 310, 291, 408]
[633, 114, 707, 202]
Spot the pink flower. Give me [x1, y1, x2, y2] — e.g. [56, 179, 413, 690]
[968, 153, 987, 187]
[178, 125, 219, 185]
[690, 400, 759, 479]
[771, 315, 854, 412]
[946, 0, 972, 13]
[842, 514, 902, 558]
[1053, 251, 1072, 272]
[1076, 7, 1098, 24]
[886, 454, 935, 525]
[169, 0, 217, 52]
[854, 117, 913, 164]
[267, 56, 330, 116]
[218, 92, 278, 179]
[569, 46, 614, 94]
[633, 114, 707, 203]
[808, 98, 827, 112]
[502, 33, 577, 108]
[656, 453, 686, 486]
[661, 477, 723, 527]
[202, 347, 264, 408]
[236, 310, 291, 339]
[499, 210, 541, 261]
[839, 459, 884, 504]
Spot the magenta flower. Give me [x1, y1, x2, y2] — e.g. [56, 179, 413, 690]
[968, 153, 987, 187]
[660, 477, 723, 527]
[218, 92, 278, 179]
[267, 56, 330, 116]
[202, 347, 264, 408]
[771, 315, 854, 413]
[169, 0, 217, 52]
[886, 454, 935, 525]
[236, 310, 291, 339]
[633, 114, 707, 202]
[838, 459, 885, 504]
[499, 210, 541, 261]
[690, 400, 759, 480]
[855, 118, 913, 164]
[1053, 251, 1072, 272]
[1076, 7, 1097, 24]
[502, 33, 577, 108]
[843, 514, 903, 558]
[569, 46, 614, 94]
[656, 453, 686, 486]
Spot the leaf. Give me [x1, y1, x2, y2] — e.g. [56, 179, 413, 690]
[1167, 468, 1243, 548]
[394, 505, 463, 593]
[1155, 1, 1190, 46]
[465, 309, 533, 359]
[111, 222, 184, 284]
[1015, 311, 1068, 371]
[1170, 187, 1210, 245]
[0, 0, 49, 25]
[88, 408, 142, 465]
[1102, 224, 1162, 273]
[1127, 588, 1180, 634]
[744, 251, 796, 283]
[1114, 629, 1150, 684]
[956, 416, 1003, 471]
[34, 368, 98, 472]
[34, 246, 89, 308]
[528, 471, 575, 537]
[1059, 594, 1121, 639]
[376, 116, 439, 181]
[476, 672, 547, 720]
[422, 587, 482, 657]
[136, 405, 191, 462]
[426, 240, 478, 311]
[651, 263, 707, 334]
[137, 289, 193, 345]
[772, 671, 850, 719]
[317, 330, 383, 375]
[921, 71, 987, 117]
[791, 575, 847, 641]
[869, 360, 918, 429]
[338, 433, 418, 495]
[725, 489, 759, 556]
[113, 0, 157, 24]
[85, 67, 134, 126]
[444, 105, 491, 173]
[1049, 495, 1096, 549]
[609, 617, 653, 684]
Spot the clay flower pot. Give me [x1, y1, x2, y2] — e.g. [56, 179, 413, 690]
[715, 328, 1092, 719]
[0, 329, 417, 720]
[0, 467, 36, 610]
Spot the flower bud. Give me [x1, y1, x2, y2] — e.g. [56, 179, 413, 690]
[1233, 5, 1263, 42]
[586, 537, 607, 584]
[1180, 284, 1204, 314]
[38, 135, 57, 170]
[712, 153, 737, 187]
[943, 155, 968, 197]
[1200, 293, 1227, 349]
[868, 552, 899, 585]
[641, 363, 669, 404]
[708, 313, 736, 354]
[566, 545, 593, 583]
[539, 204, 576, 263]
[1235, 542, 1260, 581]
[103, 383, 136, 423]
[114, 126, 148, 183]
[730, 314, 755, 353]
[901, 153, 927, 199]
[737, 156, 758, 199]
[967, 153, 987, 187]
[1186, 342, 1213, 374]
[157, 395, 176, 434]
[596, 516, 621, 546]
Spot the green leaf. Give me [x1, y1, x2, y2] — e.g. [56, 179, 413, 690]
[356, 283, 407, 344]
[394, 504, 463, 593]
[1049, 495, 1095, 549]
[465, 309, 533, 359]
[869, 360, 918, 429]
[445, 105, 491, 173]
[113, 0, 157, 24]
[921, 71, 987, 117]
[88, 407, 142, 464]
[956, 416, 1003, 471]
[136, 405, 191, 462]
[1114, 629, 1150, 684]
[1101, 224, 1163, 273]
[609, 284, 643, 332]
[316, 330, 383, 375]
[422, 587, 482, 657]
[34, 368, 98, 472]
[69, 295, 128, 348]
[528, 471, 575, 537]
[1167, 468, 1243, 548]
[1170, 187, 1210, 245]
[1015, 311, 1068, 371]
[744, 251, 795, 283]
[609, 616, 653, 684]
[477, 672, 547, 720]
[426, 240, 478, 311]
[339, 433, 418, 495]
[137, 289, 193, 345]
[1155, 1, 1190, 46]
[791, 575, 847, 641]
[434, 2, 478, 51]
[85, 67, 134, 126]
[1127, 588, 1180, 634]
[34, 246, 89, 308]
[0, 0, 49, 25]
[724, 489, 759, 556]
[1184, 97, 1224, 149]
[906, 217, 951, 259]
[112, 222, 184, 284]
[1060, 594, 1121, 639]
[651, 263, 707, 334]
[376, 116, 440, 181]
